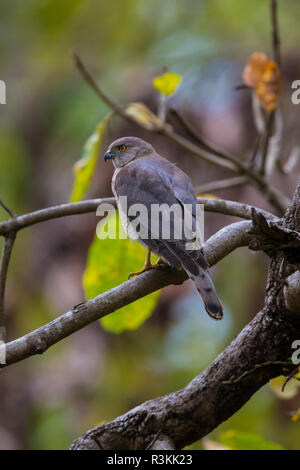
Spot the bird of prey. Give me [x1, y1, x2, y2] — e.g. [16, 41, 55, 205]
[104, 136, 223, 320]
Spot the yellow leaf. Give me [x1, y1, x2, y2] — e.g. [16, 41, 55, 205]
[69, 115, 110, 202]
[83, 212, 160, 333]
[152, 72, 182, 97]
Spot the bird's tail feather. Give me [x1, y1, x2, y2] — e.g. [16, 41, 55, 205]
[186, 267, 223, 320]
[161, 242, 223, 320]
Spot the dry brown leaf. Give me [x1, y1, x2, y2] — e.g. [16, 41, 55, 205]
[243, 52, 282, 112]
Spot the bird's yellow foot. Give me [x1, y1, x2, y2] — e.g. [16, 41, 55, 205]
[154, 257, 167, 267]
[128, 263, 153, 279]
[128, 257, 167, 279]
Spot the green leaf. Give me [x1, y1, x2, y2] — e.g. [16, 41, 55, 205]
[83, 212, 160, 333]
[152, 72, 182, 97]
[219, 430, 284, 450]
[69, 115, 109, 203]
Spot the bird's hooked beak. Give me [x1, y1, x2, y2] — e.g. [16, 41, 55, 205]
[104, 151, 117, 162]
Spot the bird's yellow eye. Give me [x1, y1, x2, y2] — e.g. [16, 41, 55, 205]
[119, 145, 126, 151]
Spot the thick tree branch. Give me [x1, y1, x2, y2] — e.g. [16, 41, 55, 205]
[149, 435, 175, 451]
[69, 306, 299, 450]
[284, 271, 300, 315]
[3, 220, 252, 368]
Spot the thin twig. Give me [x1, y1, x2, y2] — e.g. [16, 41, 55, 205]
[278, 146, 300, 175]
[235, 84, 251, 91]
[270, 0, 281, 66]
[258, 1, 282, 178]
[73, 52, 139, 129]
[169, 107, 241, 164]
[260, 111, 275, 175]
[0, 200, 17, 218]
[0, 233, 16, 341]
[282, 366, 300, 392]
[167, 111, 288, 212]
[248, 133, 262, 168]
[195, 176, 248, 194]
[0, 201, 17, 342]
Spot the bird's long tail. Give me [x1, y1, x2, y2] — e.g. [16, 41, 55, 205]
[161, 242, 223, 320]
[186, 267, 223, 320]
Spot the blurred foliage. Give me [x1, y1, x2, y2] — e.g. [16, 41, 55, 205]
[0, 133, 30, 214]
[186, 430, 284, 450]
[29, 405, 75, 451]
[219, 429, 284, 450]
[70, 116, 110, 202]
[0, 0, 299, 450]
[83, 212, 160, 333]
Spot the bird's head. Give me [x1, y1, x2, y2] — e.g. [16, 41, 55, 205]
[104, 137, 154, 168]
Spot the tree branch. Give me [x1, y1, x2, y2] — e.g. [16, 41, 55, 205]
[169, 108, 241, 165]
[69, 306, 299, 450]
[0, 198, 114, 236]
[260, 110, 275, 176]
[0, 233, 16, 342]
[3, 220, 252, 368]
[195, 176, 248, 194]
[0, 200, 17, 218]
[0, 200, 16, 342]
[0, 196, 276, 237]
[284, 271, 300, 315]
[270, 0, 281, 67]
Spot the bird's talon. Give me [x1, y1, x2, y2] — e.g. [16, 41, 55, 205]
[128, 264, 152, 279]
[128, 258, 167, 279]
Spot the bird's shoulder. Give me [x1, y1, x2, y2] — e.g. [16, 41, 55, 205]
[118, 154, 176, 178]
[114, 154, 195, 198]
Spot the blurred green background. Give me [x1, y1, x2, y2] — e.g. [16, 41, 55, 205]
[0, 0, 299, 450]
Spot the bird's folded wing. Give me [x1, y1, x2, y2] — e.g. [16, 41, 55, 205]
[114, 157, 207, 271]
